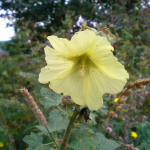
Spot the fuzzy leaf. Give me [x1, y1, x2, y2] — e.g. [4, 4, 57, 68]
[40, 87, 61, 108]
[92, 133, 119, 150]
[23, 132, 51, 150]
[36, 109, 69, 133]
[70, 135, 97, 150]
[35, 125, 48, 134]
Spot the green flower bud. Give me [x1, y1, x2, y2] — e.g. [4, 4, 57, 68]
[81, 22, 98, 34]
[98, 27, 116, 44]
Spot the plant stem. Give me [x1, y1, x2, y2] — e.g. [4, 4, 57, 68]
[57, 105, 69, 116]
[73, 129, 79, 140]
[66, 105, 72, 117]
[74, 123, 81, 127]
[45, 125, 59, 150]
[44, 140, 61, 145]
[59, 105, 80, 150]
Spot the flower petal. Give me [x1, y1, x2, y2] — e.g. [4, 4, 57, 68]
[47, 36, 77, 58]
[71, 29, 96, 56]
[83, 64, 127, 110]
[86, 35, 114, 57]
[86, 36, 128, 80]
[97, 54, 129, 80]
[38, 46, 74, 84]
[49, 66, 86, 105]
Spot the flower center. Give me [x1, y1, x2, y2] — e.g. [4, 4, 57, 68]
[78, 55, 87, 78]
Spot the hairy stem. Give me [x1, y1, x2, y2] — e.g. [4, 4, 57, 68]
[59, 105, 80, 150]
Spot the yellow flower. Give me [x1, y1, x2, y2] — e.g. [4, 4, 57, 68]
[131, 132, 137, 138]
[0, 141, 4, 147]
[114, 98, 119, 102]
[53, 142, 56, 147]
[135, 7, 139, 11]
[39, 29, 129, 110]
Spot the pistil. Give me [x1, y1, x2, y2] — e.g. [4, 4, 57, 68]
[79, 56, 87, 78]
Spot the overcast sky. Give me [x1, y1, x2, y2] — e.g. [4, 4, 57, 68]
[0, 17, 15, 41]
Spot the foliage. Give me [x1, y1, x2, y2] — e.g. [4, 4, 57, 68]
[0, 0, 150, 150]
[36, 109, 69, 133]
[40, 87, 62, 108]
[23, 87, 119, 150]
[92, 133, 119, 150]
[23, 132, 51, 150]
[70, 135, 97, 150]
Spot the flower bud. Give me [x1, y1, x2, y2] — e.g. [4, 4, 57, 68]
[98, 27, 116, 44]
[127, 82, 134, 89]
[134, 79, 142, 84]
[90, 28, 98, 35]
[136, 84, 144, 89]
[117, 106, 123, 111]
[109, 111, 115, 117]
[122, 88, 132, 95]
[118, 96, 127, 104]
[61, 95, 75, 106]
[81, 22, 98, 35]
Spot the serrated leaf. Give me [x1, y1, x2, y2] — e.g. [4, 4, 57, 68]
[23, 132, 51, 150]
[70, 135, 97, 150]
[40, 87, 61, 108]
[36, 109, 69, 133]
[92, 133, 119, 150]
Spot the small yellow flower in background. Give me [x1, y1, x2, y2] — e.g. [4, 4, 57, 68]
[0, 141, 4, 147]
[53, 142, 56, 147]
[114, 98, 119, 102]
[39, 29, 129, 110]
[135, 7, 139, 11]
[131, 132, 137, 138]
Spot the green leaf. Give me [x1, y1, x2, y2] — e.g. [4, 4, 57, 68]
[99, 104, 108, 114]
[0, 99, 15, 106]
[90, 112, 97, 125]
[36, 109, 69, 133]
[122, 29, 133, 39]
[23, 132, 51, 150]
[35, 125, 48, 134]
[92, 133, 119, 150]
[40, 87, 61, 108]
[70, 135, 97, 150]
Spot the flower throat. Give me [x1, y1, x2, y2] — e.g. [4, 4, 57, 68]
[79, 55, 87, 78]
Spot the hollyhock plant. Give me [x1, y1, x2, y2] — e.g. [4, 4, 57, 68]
[39, 29, 129, 110]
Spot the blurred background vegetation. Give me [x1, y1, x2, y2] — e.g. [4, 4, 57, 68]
[0, 0, 150, 149]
